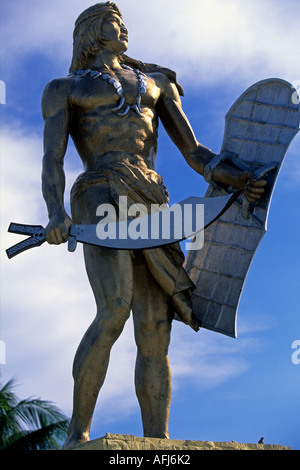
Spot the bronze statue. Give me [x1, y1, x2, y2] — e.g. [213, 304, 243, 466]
[41, 2, 266, 447]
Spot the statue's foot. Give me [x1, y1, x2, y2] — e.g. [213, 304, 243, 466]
[144, 430, 170, 439]
[62, 432, 90, 449]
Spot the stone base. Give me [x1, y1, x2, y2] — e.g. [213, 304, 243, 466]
[66, 433, 291, 451]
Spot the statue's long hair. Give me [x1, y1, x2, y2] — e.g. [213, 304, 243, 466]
[69, 2, 122, 72]
[69, 2, 184, 96]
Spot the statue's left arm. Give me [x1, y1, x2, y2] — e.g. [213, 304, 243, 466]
[155, 74, 266, 201]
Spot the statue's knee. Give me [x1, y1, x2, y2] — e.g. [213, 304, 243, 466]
[100, 296, 131, 334]
[110, 296, 131, 317]
[136, 319, 171, 356]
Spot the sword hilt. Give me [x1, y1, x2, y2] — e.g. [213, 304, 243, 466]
[6, 223, 46, 259]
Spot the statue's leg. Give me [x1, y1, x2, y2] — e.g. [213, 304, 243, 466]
[63, 245, 134, 448]
[131, 252, 173, 439]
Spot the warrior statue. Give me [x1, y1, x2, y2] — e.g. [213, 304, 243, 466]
[40, 2, 266, 447]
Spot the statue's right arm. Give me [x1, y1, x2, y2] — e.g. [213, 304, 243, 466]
[156, 73, 267, 201]
[41, 78, 73, 244]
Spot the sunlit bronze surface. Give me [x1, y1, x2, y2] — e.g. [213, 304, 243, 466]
[41, 2, 265, 447]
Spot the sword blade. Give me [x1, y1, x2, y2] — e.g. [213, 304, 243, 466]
[6, 192, 240, 258]
[69, 192, 239, 250]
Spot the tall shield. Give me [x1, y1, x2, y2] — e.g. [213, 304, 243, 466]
[185, 79, 300, 338]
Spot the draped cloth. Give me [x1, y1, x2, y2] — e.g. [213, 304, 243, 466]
[70, 153, 195, 301]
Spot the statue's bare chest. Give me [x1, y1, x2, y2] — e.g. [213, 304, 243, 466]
[70, 69, 160, 114]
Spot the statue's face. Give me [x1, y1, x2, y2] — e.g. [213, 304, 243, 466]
[100, 13, 128, 54]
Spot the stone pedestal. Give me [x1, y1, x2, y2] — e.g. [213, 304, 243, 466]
[66, 433, 291, 451]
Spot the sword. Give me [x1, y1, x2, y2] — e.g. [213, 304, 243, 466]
[6, 191, 240, 259]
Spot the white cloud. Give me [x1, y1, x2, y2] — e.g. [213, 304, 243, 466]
[169, 323, 259, 392]
[3, 0, 300, 86]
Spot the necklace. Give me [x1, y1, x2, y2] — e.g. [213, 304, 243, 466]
[72, 65, 147, 116]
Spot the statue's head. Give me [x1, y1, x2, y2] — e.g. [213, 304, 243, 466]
[69, 2, 125, 72]
[68, 1, 184, 96]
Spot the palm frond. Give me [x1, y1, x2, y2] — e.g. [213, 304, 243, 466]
[0, 379, 69, 450]
[3, 420, 70, 450]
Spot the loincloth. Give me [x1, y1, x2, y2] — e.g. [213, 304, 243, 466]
[70, 154, 195, 301]
[71, 153, 169, 216]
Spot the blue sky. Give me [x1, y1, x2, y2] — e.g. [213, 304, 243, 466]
[1, 0, 300, 449]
